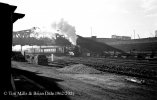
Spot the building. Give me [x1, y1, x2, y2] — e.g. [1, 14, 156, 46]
[111, 35, 131, 40]
[0, 2, 25, 92]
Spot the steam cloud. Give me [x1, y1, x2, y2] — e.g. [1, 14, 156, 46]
[52, 18, 77, 45]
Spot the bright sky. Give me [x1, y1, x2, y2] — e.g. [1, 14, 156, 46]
[1, 0, 157, 38]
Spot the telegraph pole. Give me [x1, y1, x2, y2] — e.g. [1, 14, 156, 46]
[133, 30, 135, 39]
[91, 27, 93, 37]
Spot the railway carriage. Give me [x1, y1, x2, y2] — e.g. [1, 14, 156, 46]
[24, 46, 65, 65]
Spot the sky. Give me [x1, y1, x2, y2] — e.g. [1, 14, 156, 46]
[1, 0, 157, 39]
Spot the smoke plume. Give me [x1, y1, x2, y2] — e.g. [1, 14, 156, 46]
[52, 18, 77, 45]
